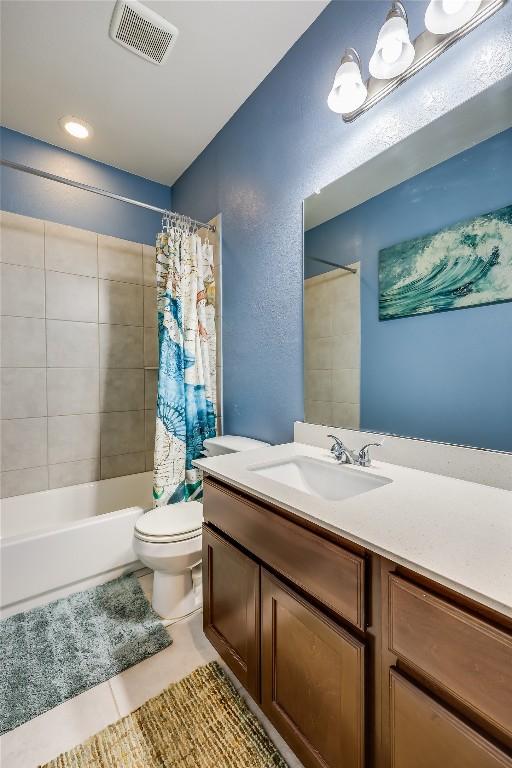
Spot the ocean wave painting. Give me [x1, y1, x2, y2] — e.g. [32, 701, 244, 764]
[379, 204, 512, 321]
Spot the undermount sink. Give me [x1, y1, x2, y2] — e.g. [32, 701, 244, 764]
[248, 455, 392, 501]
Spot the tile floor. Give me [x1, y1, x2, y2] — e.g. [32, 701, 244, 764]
[0, 575, 304, 768]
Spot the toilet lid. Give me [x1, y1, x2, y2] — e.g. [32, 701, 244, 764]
[134, 501, 203, 543]
[203, 435, 270, 452]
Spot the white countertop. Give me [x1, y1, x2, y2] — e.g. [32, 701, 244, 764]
[194, 442, 512, 618]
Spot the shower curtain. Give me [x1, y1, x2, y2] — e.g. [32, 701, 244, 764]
[152, 226, 216, 506]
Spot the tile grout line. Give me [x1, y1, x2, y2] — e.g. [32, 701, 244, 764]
[107, 678, 123, 721]
[43, 221, 50, 488]
[96, 234, 101, 479]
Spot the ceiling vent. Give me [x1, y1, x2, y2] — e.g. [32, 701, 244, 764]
[109, 0, 179, 65]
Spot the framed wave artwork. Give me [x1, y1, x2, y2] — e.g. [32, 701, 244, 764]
[378, 204, 512, 321]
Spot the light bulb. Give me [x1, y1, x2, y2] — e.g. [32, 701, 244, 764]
[425, 0, 481, 33]
[327, 49, 367, 115]
[381, 36, 403, 64]
[59, 116, 92, 140]
[369, 3, 415, 80]
[442, 0, 466, 14]
[64, 121, 89, 139]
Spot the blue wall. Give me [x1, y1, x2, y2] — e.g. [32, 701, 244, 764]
[1, 127, 170, 245]
[305, 129, 512, 451]
[171, 0, 512, 446]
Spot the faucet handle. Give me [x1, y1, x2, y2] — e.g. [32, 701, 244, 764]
[328, 434, 347, 462]
[358, 442, 381, 467]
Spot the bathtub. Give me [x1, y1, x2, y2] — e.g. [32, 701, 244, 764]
[0, 471, 153, 617]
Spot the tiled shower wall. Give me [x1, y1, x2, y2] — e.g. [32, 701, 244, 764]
[0, 210, 159, 498]
[304, 264, 360, 430]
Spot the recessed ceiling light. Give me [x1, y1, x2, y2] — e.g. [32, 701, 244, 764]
[59, 116, 92, 139]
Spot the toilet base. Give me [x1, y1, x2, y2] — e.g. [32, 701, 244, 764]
[152, 568, 199, 620]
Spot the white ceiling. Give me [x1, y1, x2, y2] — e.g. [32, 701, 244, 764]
[1, 0, 327, 185]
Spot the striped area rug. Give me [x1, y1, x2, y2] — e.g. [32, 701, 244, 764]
[42, 662, 288, 768]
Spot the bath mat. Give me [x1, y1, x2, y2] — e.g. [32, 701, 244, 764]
[0, 574, 171, 734]
[41, 661, 287, 768]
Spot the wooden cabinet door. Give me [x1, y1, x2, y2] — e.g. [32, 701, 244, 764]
[202, 525, 260, 700]
[261, 569, 365, 768]
[390, 670, 512, 768]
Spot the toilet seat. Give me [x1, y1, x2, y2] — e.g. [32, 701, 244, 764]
[134, 501, 203, 544]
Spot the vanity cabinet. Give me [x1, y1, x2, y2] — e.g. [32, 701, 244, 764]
[389, 671, 512, 768]
[202, 525, 260, 700]
[202, 477, 512, 768]
[261, 569, 365, 768]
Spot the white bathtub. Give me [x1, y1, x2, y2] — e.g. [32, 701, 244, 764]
[0, 471, 153, 617]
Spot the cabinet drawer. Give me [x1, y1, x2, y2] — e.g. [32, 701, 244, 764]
[204, 478, 365, 629]
[389, 575, 512, 738]
[390, 670, 512, 768]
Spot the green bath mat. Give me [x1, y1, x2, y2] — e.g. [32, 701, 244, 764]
[0, 573, 171, 734]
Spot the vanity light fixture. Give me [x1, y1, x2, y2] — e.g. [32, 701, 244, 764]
[327, 48, 367, 115]
[329, 0, 507, 122]
[369, 2, 415, 80]
[59, 116, 92, 140]
[425, 0, 482, 33]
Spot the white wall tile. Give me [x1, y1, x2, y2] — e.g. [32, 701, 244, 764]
[332, 402, 360, 430]
[1, 316, 46, 367]
[99, 279, 143, 325]
[1, 368, 47, 418]
[305, 337, 332, 371]
[0, 211, 44, 268]
[145, 408, 156, 450]
[142, 243, 156, 286]
[46, 320, 99, 367]
[332, 333, 360, 370]
[304, 401, 333, 427]
[143, 325, 158, 367]
[144, 368, 158, 409]
[100, 410, 145, 457]
[48, 413, 101, 463]
[305, 370, 332, 402]
[48, 458, 100, 489]
[98, 235, 142, 284]
[332, 369, 360, 404]
[0, 466, 48, 498]
[46, 271, 98, 322]
[100, 368, 144, 412]
[101, 451, 145, 479]
[45, 221, 98, 277]
[47, 368, 100, 416]
[99, 324, 143, 368]
[1, 263, 45, 318]
[1, 417, 47, 471]
[143, 286, 157, 327]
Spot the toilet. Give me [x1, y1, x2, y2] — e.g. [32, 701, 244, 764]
[133, 434, 269, 620]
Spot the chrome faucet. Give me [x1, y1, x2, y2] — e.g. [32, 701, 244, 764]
[328, 435, 382, 467]
[357, 442, 382, 467]
[328, 435, 356, 464]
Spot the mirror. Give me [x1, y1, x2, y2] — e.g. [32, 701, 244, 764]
[303, 85, 512, 453]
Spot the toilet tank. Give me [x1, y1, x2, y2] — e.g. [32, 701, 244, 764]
[203, 435, 270, 457]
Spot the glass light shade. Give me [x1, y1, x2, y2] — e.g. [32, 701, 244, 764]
[369, 16, 415, 79]
[59, 115, 92, 139]
[327, 59, 367, 114]
[425, 0, 481, 33]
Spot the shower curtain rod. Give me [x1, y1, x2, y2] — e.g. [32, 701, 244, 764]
[307, 255, 357, 274]
[0, 159, 216, 232]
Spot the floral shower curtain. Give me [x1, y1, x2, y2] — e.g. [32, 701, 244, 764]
[152, 226, 216, 506]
